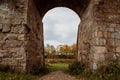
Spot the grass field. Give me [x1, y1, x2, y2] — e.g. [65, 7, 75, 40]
[47, 62, 69, 72]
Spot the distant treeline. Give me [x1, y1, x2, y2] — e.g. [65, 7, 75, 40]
[44, 44, 76, 59]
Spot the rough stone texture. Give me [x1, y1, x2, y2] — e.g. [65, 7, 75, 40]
[2, 24, 11, 33]
[0, 0, 120, 73]
[26, 0, 44, 73]
[78, 0, 120, 69]
[77, 0, 94, 67]
[0, 0, 28, 72]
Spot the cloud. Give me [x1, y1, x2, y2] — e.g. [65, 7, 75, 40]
[44, 40, 63, 48]
[42, 7, 81, 46]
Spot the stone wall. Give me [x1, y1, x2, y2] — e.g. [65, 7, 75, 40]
[77, 0, 94, 68]
[0, 0, 120, 73]
[0, 0, 28, 72]
[0, 0, 44, 73]
[26, 0, 44, 73]
[90, 0, 120, 69]
[93, 0, 120, 60]
[78, 0, 120, 70]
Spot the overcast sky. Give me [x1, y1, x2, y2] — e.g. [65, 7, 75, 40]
[42, 7, 80, 47]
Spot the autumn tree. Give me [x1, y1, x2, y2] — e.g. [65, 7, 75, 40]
[70, 43, 76, 58]
[44, 44, 76, 59]
[59, 44, 76, 59]
[44, 44, 56, 58]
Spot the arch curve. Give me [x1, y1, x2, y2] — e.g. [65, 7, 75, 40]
[34, 0, 91, 18]
[42, 7, 81, 22]
[42, 7, 81, 19]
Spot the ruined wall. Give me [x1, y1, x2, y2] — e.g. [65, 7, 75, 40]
[91, 0, 120, 62]
[26, 0, 44, 73]
[77, 0, 94, 68]
[0, 0, 44, 73]
[78, 0, 120, 70]
[0, 0, 120, 73]
[93, 0, 120, 59]
[0, 0, 28, 72]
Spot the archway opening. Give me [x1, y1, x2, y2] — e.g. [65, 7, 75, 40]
[42, 7, 81, 71]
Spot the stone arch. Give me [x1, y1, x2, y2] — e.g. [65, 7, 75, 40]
[26, 0, 91, 73]
[0, 0, 120, 73]
[24, 0, 120, 72]
[34, 0, 90, 18]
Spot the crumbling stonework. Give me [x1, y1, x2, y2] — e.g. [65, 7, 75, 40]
[26, 0, 44, 73]
[0, 0, 28, 72]
[0, 0, 120, 73]
[78, 0, 120, 69]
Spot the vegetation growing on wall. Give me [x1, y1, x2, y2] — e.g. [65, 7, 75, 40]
[68, 59, 120, 80]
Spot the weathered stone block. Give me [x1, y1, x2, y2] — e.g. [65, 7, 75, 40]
[116, 39, 120, 46]
[104, 32, 111, 38]
[91, 38, 106, 46]
[99, 38, 106, 45]
[10, 48, 26, 58]
[107, 27, 115, 32]
[116, 47, 120, 52]
[0, 50, 11, 58]
[94, 46, 107, 54]
[93, 47, 106, 59]
[18, 34, 25, 41]
[4, 34, 18, 40]
[0, 53, 4, 58]
[115, 27, 120, 32]
[93, 52, 105, 61]
[4, 40, 23, 48]
[2, 25, 11, 33]
[11, 25, 26, 34]
[97, 31, 104, 38]
[112, 32, 120, 39]
[108, 39, 115, 46]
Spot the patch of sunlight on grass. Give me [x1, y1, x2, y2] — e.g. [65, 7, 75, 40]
[47, 62, 69, 72]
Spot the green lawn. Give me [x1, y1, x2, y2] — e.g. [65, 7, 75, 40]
[47, 62, 69, 72]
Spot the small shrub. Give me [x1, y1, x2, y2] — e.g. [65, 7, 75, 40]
[68, 61, 85, 75]
[97, 59, 120, 75]
[68, 59, 120, 80]
[96, 59, 120, 80]
[32, 66, 49, 75]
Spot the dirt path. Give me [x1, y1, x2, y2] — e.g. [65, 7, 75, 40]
[39, 71, 79, 80]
